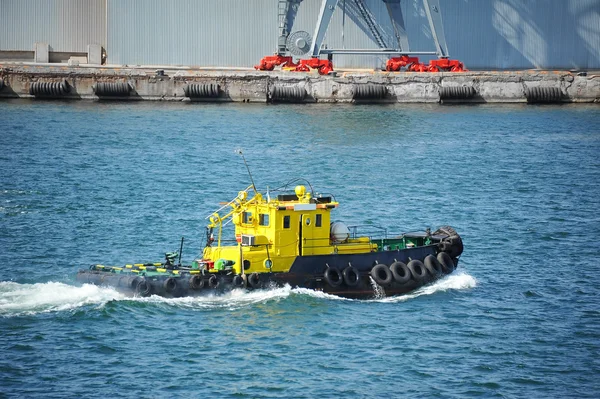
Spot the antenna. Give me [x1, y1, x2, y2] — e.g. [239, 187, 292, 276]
[178, 236, 184, 266]
[236, 149, 258, 195]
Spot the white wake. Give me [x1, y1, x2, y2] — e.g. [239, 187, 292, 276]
[376, 270, 477, 303]
[0, 281, 124, 316]
[0, 271, 476, 316]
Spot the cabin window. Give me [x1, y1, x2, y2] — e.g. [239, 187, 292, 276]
[283, 215, 290, 229]
[316, 214, 322, 227]
[242, 212, 252, 224]
[259, 214, 269, 226]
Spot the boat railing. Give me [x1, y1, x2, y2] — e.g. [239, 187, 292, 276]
[205, 184, 254, 223]
[347, 225, 388, 240]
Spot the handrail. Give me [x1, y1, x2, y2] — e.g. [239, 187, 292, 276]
[205, 184, 254, 220]
[348, 225, 388, 239]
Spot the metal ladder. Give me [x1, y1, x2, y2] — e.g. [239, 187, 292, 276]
[354, 0, 387, 48]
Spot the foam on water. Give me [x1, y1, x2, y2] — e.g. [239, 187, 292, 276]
[377, 270, 477, 303]
[134, 284, 298, 310]
[124, 284, 352, 310]
[0, 272, 476, 316]
[0, 281, 124, 316]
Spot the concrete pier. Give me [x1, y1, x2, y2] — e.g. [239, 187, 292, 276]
[0, 63, 598, 103]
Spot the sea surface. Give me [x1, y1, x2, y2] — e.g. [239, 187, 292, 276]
[1, 99, 599, 398]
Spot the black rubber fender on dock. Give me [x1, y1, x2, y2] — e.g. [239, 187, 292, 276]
[184, 83, 220, 98]
[30, 80, 70, 97]
[390, 261, 411, 284]
[407, 260, 427, 283]
[437, 252, 455, 273]
[424, 255, 443, 276]
[526, 86, 563, 103]
[270, 85, 306, 103]
[440, 86, 476, 100]
[342, 265, 360, 287]
[324, 267, 343, 287]
[370, 264, 393, 286]
[93, 82, 131, 97]
[353, 84, 387, 100]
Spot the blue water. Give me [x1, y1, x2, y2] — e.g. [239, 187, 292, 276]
[1, 100, 599, 398]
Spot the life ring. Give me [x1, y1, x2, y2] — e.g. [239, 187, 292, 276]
[370, 264, 392, 286]
[232, 274, 245, 288]
[342, 266, 360, 287]
[135, 279, 152, 297]
[324, 267, 343, 287]
[248, 272, 262, 289]
[207, 275, 219, 289]
[389, 261, 411, 284]
[437, 252, 455, 273]
[407, 260, 427, 283]
[424, 255, 443, 276]
[189, 274, 204, 290]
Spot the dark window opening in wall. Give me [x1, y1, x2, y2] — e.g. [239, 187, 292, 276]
[259, 214, 269, 226]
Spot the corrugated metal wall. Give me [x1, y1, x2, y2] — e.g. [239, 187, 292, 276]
[107, 0, 277, 67]
[106, 0, 599, 70]
[0, 0, 106, 52]
[1, 0, 598, 69]
[438, 0, 600, 69]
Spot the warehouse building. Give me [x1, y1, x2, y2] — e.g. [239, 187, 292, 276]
[0, 0, 598, 70]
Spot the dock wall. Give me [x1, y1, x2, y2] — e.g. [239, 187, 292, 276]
[0, 64, 598, 104]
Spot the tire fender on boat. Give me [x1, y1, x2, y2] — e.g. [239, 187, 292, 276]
[163, 278, 177, 293]
[437, 252, 455, 274]
[424, 255, 443, 277]
[232, 274, 245, 288]
[118, 275, 135, 289]
[370, 264, 392, 286]
[407, 260, 427, 283]
[189, 274, 204, 290]
[248, 272, 262, 289]
[324, 267, 343, 287]
[434, 225, 464, 258]
[207, 275, 219, 289]
[130, 276, 141, 290]
[342, 265, 360, 287]
[389, 261, 411, 284]
[135, 279, 152, 297]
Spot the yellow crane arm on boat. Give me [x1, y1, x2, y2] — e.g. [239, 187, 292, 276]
[206, 191, 262, 229]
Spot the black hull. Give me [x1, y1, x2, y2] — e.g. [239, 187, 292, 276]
[76, 245, 460, 299]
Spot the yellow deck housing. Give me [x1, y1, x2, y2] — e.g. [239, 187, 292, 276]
[202, 185, 376, 274]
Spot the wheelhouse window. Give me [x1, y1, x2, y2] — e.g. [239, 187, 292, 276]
[316, 214, 322, 227]
[283, 215, 290, 229]
[259, 214, 269, 226]
[242, 212, 252, 224]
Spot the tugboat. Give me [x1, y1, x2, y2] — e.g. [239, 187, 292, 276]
[77, 182, 463, 299]
[77, 154, 463, 299]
